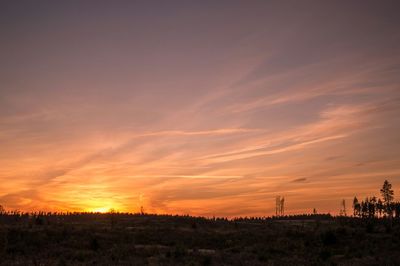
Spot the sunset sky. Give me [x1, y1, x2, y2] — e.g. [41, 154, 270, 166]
[1, 1, 400, 216]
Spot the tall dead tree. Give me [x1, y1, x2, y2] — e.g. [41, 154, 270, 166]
[275, 196, 285, 216]
[340, 199, 347, 216]
[276, 196, 281, 216]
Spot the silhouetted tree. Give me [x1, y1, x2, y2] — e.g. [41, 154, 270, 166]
[353, 197, 361, 217]
[380, 180, 394, 216]
[0, 205, 4, 215]
[369, 196, 377, 218]
[361, 198, 369, 218]
[394, 203, 400, 219]
[377, 199, 384, 218]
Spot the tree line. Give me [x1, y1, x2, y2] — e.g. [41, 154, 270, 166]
[0, 180, 399, 219]
[352, 180, 400, 218]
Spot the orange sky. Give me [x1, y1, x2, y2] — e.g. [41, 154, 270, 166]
[1, 1, 400, 217]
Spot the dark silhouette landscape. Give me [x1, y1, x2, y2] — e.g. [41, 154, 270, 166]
[1, 180, 400, 265]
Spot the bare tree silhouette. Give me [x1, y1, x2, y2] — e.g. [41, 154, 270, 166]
[340, 199, 346, 216]
[275, 196, 285, 216]
[275, 196, 280, 216]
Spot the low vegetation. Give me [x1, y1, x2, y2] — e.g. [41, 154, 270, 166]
[0, 180, 399, 265]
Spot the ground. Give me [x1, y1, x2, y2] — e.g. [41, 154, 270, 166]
[1, 214, 400, 265]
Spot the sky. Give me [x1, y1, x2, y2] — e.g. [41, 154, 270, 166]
[1, 0, 400, 217]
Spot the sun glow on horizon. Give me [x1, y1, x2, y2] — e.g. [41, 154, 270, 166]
[83, 199, 124, 213]
[88, 207, 113, 213]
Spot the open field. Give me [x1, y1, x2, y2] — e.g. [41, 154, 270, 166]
[1, 213, 400, 265]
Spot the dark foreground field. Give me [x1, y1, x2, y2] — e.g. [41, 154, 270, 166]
[1, 213, 400, 265]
